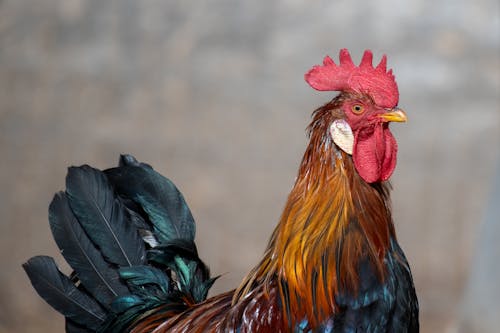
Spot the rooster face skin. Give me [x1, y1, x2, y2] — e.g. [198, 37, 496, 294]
[327, 93, 407, 183]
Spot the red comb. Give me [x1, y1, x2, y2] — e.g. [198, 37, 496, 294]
[305, 49, 399, 108]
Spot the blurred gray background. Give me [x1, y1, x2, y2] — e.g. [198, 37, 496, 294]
[0, 0, 498, 332]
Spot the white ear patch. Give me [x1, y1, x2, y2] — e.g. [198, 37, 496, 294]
[329, 119, 354, 155]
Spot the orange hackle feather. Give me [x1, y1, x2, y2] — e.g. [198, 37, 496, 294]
[235, 95, 395, 329]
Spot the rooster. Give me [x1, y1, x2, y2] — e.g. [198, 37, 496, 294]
[24, 49, 418, 332]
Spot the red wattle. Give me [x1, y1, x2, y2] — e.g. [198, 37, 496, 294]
[352, 125, 398, 183]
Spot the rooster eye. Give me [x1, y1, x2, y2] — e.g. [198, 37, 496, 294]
[351, 105, 364, 114]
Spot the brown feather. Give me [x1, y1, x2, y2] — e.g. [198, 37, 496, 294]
[131, 286, 285, 332]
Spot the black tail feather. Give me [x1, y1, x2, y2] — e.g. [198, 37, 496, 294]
[105, 157, 195, 244]
[66, 319, 94, 333]
[66, 165, 146, 267]
[49, 193, 129, 306]
[147, 239, 217, 303]
[24, 155, 216, 332]
[23, 256, 106, 330]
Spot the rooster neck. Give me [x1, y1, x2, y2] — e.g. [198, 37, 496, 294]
[271, 131, 394, 327]
[235, 103, 395, 329]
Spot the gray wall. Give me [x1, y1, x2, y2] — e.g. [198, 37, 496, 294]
[0, 1, 498, 332]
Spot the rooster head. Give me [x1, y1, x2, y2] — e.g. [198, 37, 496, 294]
[305, 49, 407, 183]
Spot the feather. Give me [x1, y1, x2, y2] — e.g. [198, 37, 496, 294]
[128, 208, 152, 231]
[146, 243, 216, 303]
[279, 278, 292, 328]
[110, 295, 145, 314]
[104, 158, 195, 244]
[66, 319, 94, 333]
[119, 266, 171, 295]
[65, 165, 145, 267]
[49, 192, 129, 306]
[118, 154, 152, 169]
[22, 256, 106, 330]
[147, 239, 201, 264]
[139, 229, 160, 248]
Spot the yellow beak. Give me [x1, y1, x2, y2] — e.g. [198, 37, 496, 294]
[379, 108, 408, 123]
